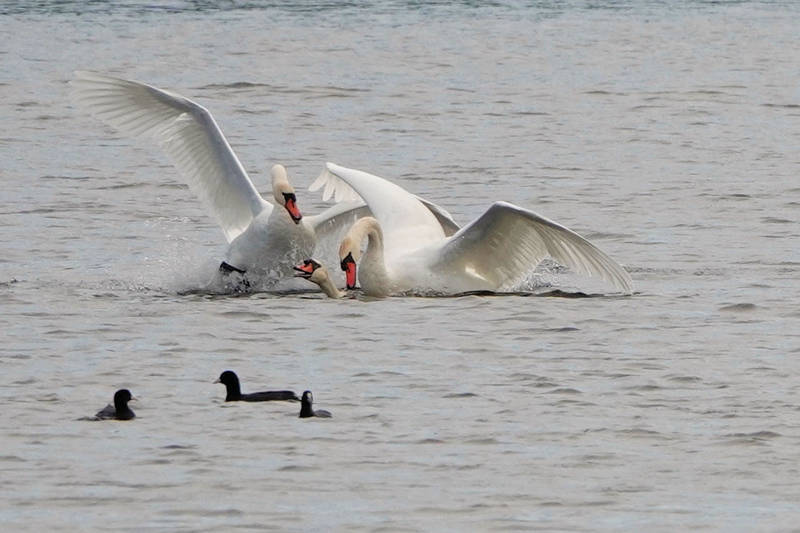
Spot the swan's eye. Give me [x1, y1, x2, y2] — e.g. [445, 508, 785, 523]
[282, 192, 297, 204]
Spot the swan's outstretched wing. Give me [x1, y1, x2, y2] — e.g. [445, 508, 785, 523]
[71, 71, 269, 243]
[415, 196, 460, 237]
[310, 162, 460, 240]
[435, 201, 633, 293]
[305, 201, 372, 243]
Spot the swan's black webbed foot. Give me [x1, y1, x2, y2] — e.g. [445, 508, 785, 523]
[219, 261, 251, 292]
[219, 261, 246, 275]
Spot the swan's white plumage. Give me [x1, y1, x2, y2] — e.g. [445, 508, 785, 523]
[312, 163, 460, 237]
[71, 71, 267, 243]
[310, 168, 362, 204]
[314, 164, 443, 259]
[313, 163, 465, 262]
[71, 73, 376, 284]
[324, 163, 633, 295]
[437, 201, 633, 292]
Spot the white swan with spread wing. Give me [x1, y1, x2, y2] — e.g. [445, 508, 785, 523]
[70, 72, 368, 283]
[300, 163, 633, 296]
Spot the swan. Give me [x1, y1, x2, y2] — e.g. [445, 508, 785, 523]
[70, 72, 369, 284]
[305, 163, 633, 296]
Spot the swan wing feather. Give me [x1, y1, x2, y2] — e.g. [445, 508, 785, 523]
[309, 166, 458, 235]
[415, 196, 460, 237]
[435, 201, 633, 293]
[71, 71, 268, 243]
[305, 201, 372, 243]
[311, 163, 456, 246]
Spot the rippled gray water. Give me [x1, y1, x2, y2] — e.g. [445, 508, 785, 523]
[2, 1, 799, 531]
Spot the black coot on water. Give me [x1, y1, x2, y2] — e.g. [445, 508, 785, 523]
[95, 389, 136, 420]
[215, 370, 300, 402]
[299, 390, 332, 418]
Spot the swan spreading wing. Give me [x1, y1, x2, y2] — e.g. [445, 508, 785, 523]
[311, 162, 460, 238]
[437, 201, 633, 293]
[71, 71, 268, 243]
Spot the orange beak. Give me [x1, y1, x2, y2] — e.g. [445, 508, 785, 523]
[293, 259, 318, 279]
[341, 252, 357, 289]
[284, 196, 302, 223]
[344, 262, 357, 289]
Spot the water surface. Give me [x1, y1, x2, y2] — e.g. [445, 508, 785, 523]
[2, 1, 799, 531]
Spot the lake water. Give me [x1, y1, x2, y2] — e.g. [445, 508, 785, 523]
[2, 1, 799, 531]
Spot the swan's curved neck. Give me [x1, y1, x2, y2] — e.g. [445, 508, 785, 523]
[347, 217, 391, 296]
[348, 217, 385, 262]
[317, 272, 346, 299]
